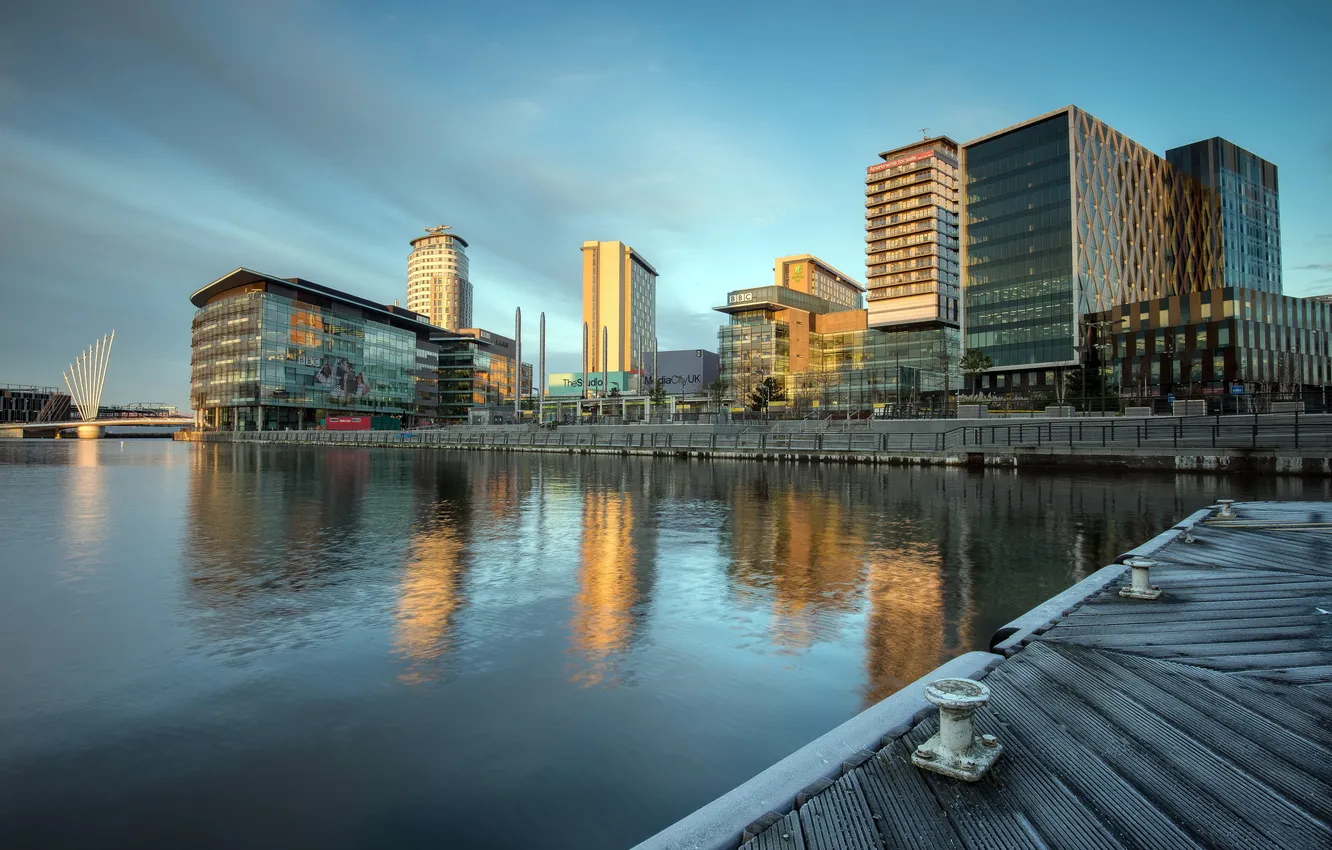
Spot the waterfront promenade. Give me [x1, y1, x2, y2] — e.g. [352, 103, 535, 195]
[186, 413, 1332, 475]
[634, 500, 1332, 850]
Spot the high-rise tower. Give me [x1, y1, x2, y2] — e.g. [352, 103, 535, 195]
[1167, 138, 1281, 294]
[581, 240, 657, 392]
[407, 225, 472, 330]
[865, 137, 961, 328]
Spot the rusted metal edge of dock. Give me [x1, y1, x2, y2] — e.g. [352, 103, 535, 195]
[634, 500, 1332, 850]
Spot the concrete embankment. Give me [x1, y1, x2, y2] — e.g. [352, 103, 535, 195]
[184, 414, 1332, 475]
[633, 500, 1332, 850]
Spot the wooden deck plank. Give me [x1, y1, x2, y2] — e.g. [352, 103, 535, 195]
[1018, 643, 1332, 848]
[983, 673, 1206, 850]
[1045, 636, 1329, 659]
[967, 710, 1129, 850]
[796, 773, 882, 850]
[741, 811, 806, 850]
[856, 740, 965, 850]
[1049, 619, 1323, 639]
[900, 722, 1046, 850]
[1108, 651, 1332, 739]
[1052, 643, 1332, 823]
[994, 654, 1281, 850]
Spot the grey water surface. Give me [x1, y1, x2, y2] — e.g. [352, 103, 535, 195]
[1, 440, 1323, 849]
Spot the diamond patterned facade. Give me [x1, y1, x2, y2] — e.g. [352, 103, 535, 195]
[1070, 108, 1217, 316]
[961, 106, 1222, 389]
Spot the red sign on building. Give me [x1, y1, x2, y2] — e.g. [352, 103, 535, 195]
[325, 416, 371, 431]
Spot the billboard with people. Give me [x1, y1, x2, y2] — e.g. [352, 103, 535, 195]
[313, 356, 372, 400]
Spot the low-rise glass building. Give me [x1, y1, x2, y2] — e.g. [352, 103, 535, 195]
[190, 269, 440, 430]
[716, 286, 958, 413]
[1088, 287, 1332, 408]
[436, 328, 532, 424]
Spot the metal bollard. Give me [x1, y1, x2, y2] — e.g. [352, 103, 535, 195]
[1119, 557, 1162, 600]
[1215, 499, 1235, 518]
[911, 678, 1002, 782]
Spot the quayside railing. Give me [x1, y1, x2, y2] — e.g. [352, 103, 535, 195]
[203, 414, 1332, 454]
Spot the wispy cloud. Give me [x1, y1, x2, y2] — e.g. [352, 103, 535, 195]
[0, 0, 802, 398]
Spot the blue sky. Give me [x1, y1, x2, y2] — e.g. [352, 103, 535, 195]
[1, 0, 1329, 409]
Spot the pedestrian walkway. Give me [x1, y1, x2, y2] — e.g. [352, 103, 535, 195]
[738, 501, 1332, 850]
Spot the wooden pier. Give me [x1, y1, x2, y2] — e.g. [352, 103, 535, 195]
[637, 501, 1332, 849]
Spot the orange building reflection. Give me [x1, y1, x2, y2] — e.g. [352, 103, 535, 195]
[568, 487, 640, 687]
[394, 521, 466, 685]
[862, 543, 964, 704]
[729, 487, 867, 653]
[725, 466, 977, 705]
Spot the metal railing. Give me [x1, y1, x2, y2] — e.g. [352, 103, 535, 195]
[941, 413, 1332, 452]
[200, 413, 1332, 455]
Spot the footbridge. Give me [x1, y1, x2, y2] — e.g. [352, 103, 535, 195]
[2, 417, 194, 439]
[1, 332, 194, 438]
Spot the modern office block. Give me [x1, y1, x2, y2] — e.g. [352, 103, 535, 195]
[773, 254, 864, 310]
[1167, 138, 1281, 294]
[960, 106, 1220, 392]
[866, 138, 961, 329]
[191, 268, 440, 431]
[581, 240, 657, 393]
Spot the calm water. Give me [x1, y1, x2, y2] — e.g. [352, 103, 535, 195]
[1, 441, 1326, 848]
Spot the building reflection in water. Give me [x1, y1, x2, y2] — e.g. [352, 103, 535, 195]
[393, 456, 474, 685]
[728, 481, 869, 653]
[567, 461, 656, 687]
[182, 445, 408, 655]
[723, 465, 980, 705]
[863, 543, 957, 703]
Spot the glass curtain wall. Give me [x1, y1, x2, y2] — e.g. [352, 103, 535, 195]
[191, 291, 425, 430]
[963, 113, 1074, 369]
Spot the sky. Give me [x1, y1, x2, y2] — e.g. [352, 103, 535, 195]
[1, 0, 1329, 410]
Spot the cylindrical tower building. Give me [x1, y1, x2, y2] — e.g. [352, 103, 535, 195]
[407, 225, 472, 330]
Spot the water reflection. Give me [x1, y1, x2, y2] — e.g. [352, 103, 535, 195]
[4, 440, 1332, 850]
[728, 484, 868, 653]
[568, 462, 657, 687]
[394, 458, 473, 685]
[61, 440, 108, 583]
[181, 446, 411, 658]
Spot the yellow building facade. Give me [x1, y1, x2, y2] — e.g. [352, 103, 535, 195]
[581, 240, 658, 392]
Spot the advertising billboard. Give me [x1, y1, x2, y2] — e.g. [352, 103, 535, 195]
[647, 350, 720, 395]
[313, 356, 373, 400]
[546, 371, 635, 396]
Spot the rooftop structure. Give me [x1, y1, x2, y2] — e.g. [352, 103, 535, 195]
[773, 254, 864, 310]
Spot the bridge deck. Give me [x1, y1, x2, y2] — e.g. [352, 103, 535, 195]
[7, 417, 193, 432]
[740, 501, 1332, 850]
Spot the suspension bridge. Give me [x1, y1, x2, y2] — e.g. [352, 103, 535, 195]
[0, 332, 193, 439]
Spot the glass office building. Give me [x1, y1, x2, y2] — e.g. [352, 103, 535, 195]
[960, 106, 1221, 393]
[1167, 138, 1281, 294]
[961, 112, 1074, 375]
[436, 328, 532, 424]
[716, 286, 957, 412]
[190, 269, 440, 431]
